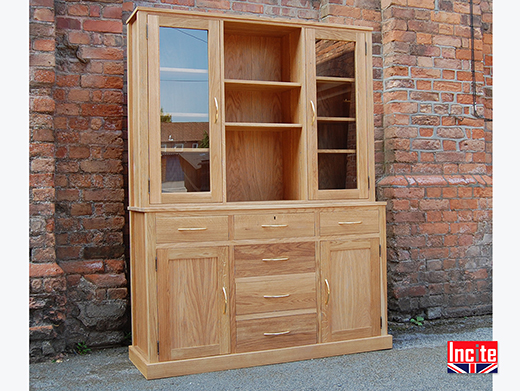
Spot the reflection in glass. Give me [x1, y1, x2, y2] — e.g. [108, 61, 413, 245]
[160, 27, 210, 193]
[315, 39, 355, 78]
[315, 39, 357, 191]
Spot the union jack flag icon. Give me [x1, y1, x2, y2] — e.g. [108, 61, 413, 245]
[447, 363, 498, 374]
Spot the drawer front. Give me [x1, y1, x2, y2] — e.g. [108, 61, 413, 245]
[156, 215, 229, 243]
[234, 213, 315, 240]
[234, 242, 315, 278]
[236, 312, 317, 353]
[236, 273, 316, 315]
[320, 208, 379, 236]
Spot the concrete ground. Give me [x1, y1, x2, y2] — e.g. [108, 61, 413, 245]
[30, 316, 494, 391]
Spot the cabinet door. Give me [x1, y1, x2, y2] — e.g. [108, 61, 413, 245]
[156, 247, 230, 361]
[306, 28, 372, 200]
[320, 238, 380, 342]
[147, 14, 222, 204]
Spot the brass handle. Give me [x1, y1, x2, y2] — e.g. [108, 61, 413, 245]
[214, 97, 219, 123]
[263, 294, 290, 298]
[222, 287, 228, 314]
[264, 330, 291, 336]
[261, 224, 288, 228]
[262, 257, 289, 262]
[338, 221, 362, 226]
[310, 100, 316, 125]
[324, 278, 330, 305]
[177, 227, 207, 231]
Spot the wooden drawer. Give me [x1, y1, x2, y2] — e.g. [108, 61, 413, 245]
[236, 312, 317, 353]
[156, 214, 228, 243]
[320, 208, 379, 236]
[236, 273, 316, 316]
[234, 242, 315, 278]
[233, 213, 315, 240]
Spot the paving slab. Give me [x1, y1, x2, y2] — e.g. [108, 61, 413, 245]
[30, 316, 493, 391]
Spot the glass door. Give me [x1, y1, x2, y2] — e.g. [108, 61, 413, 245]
[307, 28, 370, 200]
[147, 15, 222, 204]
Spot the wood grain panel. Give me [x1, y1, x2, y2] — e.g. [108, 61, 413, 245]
[233, 212, 315, 239]
[236, 312, 316, 353]
[226, 131, 284, 202]
[157, 247, 225, 361]
[156, 215, 228, 243]
[225, 90, 283, 123]
[236, 273, 316, 315]
[224, 34, 282, 81]
[321, 238, 380, 342]
[234, 242, 315, 278]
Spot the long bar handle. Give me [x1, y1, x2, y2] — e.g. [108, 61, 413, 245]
[222, 287, 228, 314]
[264, 330, 291, 336]
[338, 221, 362, 226]
[263, 294, 290, 298]
[261, 224, 288, 228]
[324, 278, 330, 305]
[214, 97, 219, 123]
[310, 100, 316, 125]
[177, 227, 207, 231]
[262, 257, 289, 262]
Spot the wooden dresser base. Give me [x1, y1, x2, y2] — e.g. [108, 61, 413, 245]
[129, 335, 392, 379]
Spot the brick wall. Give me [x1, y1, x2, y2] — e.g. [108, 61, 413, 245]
[29, 0, 492, 360]
[378, 0, 492, 320]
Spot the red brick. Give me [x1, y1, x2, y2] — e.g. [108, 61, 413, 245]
[108, 288, 128, 300]
[32, 96, 55, 113]
[84, 189, 125, 202]
[419, 199, 449, 211]
[33, 8, 54, 22]
[60, 260, 103, 274]
[33, 38, 55, 51]
[451, 223, 478, 234]
[82, 20, 121, 34]
[84, 273, 127, 288]
[57, 75, 80, 87]
[68, 31, 90, 45]
[30, 263, 64, 278]
[82, 47, 124, 61]
[81, 103, 123, 116]
[232, 2, 263, 13]
[105, 259, 125, 273]
[33, 69, 55, 84]
[102, 6, 122, 19]
[68, 4, 89, 16]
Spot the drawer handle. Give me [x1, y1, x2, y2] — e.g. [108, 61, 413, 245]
[338, 221, 362, 226]
[324, 278, 330, 305]
[262, 257, 289, 262]
[264, 330, 291, 336]
[261, 224, 288, 228]
[263, 294, 290, 298]
[222, 287, 228, 314]
[177, 227, 207, 231]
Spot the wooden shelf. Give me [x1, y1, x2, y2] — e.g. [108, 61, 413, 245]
[316, 76, 355, 84]
[161, 148, 209, 153]
[318, 149, 356, 154]
[318, 149, 357, 155]
[225, 123, 302, 132]
[225, 79, 301, 92]
[317, 117, 356, 123]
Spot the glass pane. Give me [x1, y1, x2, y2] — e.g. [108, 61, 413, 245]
[318, 153, 357, 190]
[318, 122, 356, 150]
[317, 82, 355, 118]
[160, 27, 210, 193]
[315, 39, 357, 191]
[315, 39, 355, 78]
